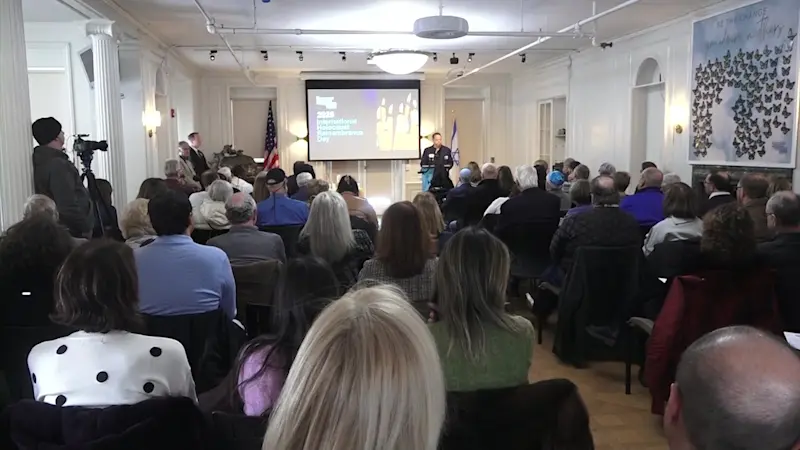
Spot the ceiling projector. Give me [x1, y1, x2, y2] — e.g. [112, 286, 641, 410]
[413, 16, 469, 39]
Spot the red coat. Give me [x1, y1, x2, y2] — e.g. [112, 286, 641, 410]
[645, 270, 782, 414]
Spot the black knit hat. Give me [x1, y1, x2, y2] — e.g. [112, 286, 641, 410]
[32, 117, 63, 145]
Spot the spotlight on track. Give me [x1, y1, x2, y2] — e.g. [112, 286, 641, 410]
[261, 50, 268, 61]
[340, 51, 347, 62]
[520, 53, 527, 63]
[450, 53, 459, 65]
[468, 52, 474, 62]
[209, 50, 217, 61]
[297, 51, 304, 62]
[433, 52, 438, 62]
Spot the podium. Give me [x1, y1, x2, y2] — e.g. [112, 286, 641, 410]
[420, 165, 435, 192]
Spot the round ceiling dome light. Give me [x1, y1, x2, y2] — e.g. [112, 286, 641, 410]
[370, 50, 430, 75]
[413, 15, 469, 39]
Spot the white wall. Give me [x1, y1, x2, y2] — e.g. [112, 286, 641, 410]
[512, 0, 793, 183]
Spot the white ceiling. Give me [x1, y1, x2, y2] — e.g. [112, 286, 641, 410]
[23, 0, 89, 22]
[47, 0, 728, 73]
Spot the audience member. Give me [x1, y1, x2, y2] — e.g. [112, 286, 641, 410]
[598, 162, 616, 176]
[188, 170, 221, 210]
[92, 178, 124, 241]
[0, 215, 73, 327]
[23, 194, 86, 247]
[442, 169, 475, 223]
[27, 240, 196, 407]
[187, 132, 210, 175]
[207, 193, 285, 264]
[766, 175, 793, 198]
[163, 159, 197, 196]
[534, 161, 548, 190]
[429, 227, 534, 391]
[642, 183, 703, 256]
[336, 175, 378, 227]
[256, 168, 309, 227]
[137, 177, 169, 200]
[262, 286, 445, 450]
[613, 171, 631, 198]
[305, 178, 329, 204]
[253, 171, 269, 202]
[286, 161, 315, 197]
[462, 163, 506, 226]
[297, 191, 373, 290]
[497, 165, 518, 195]
[551, 176, 641, 279]
[737, 173, 771, 241]
[570, 164, 590, 182]
[664, 326, 800, 450]
[136, 190, 236, 319]
[120, 198, 157, 248]
[621, 167, 665, 227]
[641, 161, 657, 171]
[533, 159, 549, 172]
[546, 171, 571, 211]
[177, 141, 201, 186]
[193, 179, 233, 231]
[413, 192, 452, 255]
[662, 173, 682, 193]
[32, 117, 94, 238]
[700, 171, 734, 216]
[566, 179, 592, 216]
[235, 257, 338, 416]
[496, 165, 560, 235]
[757, 191, 800, 332]
[290, 172, 313, 202]
[359, 201, 437, 314]
[222, 165, 254, 195]
[467, 161, 482, 186]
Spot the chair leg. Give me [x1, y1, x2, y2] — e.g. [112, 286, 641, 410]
[625, 327, 632, 395]
[537, 314, 543, 345]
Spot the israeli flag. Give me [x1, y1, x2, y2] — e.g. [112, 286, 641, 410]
[451, 119, 460, 167]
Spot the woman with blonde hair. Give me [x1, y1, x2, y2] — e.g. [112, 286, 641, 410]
[262, 285, 445, 450]
[120, 198, 156, 248]
[298, 191, 374, 290]
[429, 227, 534, 391]
[413, 192, 452, 255]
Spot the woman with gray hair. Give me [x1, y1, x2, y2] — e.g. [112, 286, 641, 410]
[164, 158, 198, 196]
[120, 198, 157, 248]
[298, 191, 374, 291]
[598, 162, 616, 176]
[193, 180, 233, 230]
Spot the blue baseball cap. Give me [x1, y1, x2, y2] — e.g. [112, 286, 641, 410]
[547, 171, 565, 187]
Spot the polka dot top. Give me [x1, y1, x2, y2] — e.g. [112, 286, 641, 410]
[27, 331, 197, 408]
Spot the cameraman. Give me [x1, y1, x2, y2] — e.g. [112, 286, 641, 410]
[32, 117, 94, 238]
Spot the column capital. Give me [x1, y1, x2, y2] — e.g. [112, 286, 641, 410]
[86, 19, 117, 39]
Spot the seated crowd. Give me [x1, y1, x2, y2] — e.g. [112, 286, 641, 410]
[2, 143, 800, 450]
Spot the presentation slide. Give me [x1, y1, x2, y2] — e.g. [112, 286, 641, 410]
[306, 80, 421, 161]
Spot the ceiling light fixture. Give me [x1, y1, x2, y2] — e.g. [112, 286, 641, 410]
[370, 50, 430, 75]
[520, 53, 527, 63]
[340, 51, 347, 62]
[261, 50, 268, 61]
[297, 51, 304, 62]
[209, 50, 217, 61]
[468, 52, 475, 62]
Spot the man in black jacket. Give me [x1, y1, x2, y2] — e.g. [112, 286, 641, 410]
[496, 164, 561, 235]
[31, 117, 93, 238]
[461, 163, 507, 226]
[187, 132, 210, 175]
[699, 171, 734, 216]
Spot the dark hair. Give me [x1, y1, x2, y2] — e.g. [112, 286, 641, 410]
[766, 175, 792, 198]
[613, 171, 631, 193]
[467, 161, 482, 184]
[200, 170, 220, 189]
[231, 165, 246, 179]
[573, 164, 590, 180]
[701, 203, 756, 263]
[377, 201, 429, 278]
[739, 173, 769, 200]
[567, 160, 581, 171]
[95, 178, 114, 207]
[299, 163, 316, 179]
[292, 161, 305, 174]
[432, 132, 442, 139]
[497, 166, 516, 193]
[534, 164, 547, 190]
[641, 161, 657, 171]
[663, 182, 698, 219]
[706, 171, 731, 193]
[188, 132, 199, 141]
[51, 240, 142, 333]
[137, 178, 169, 200]
[337, 175, 360, 195]
[148, 190, 192, 236]
[233, 257, 338, 413]
[570, 179, 592, 206]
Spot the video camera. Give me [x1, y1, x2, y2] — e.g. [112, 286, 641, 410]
[72, 134, 108, 173]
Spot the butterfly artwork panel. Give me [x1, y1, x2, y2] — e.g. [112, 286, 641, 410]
[689, 0, 799, 168]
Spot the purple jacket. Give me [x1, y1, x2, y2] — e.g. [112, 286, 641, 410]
[620, 187, 664, 227]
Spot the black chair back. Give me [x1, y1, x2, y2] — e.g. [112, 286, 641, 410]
[259, 225, 303, 258]
[349, 215, 377, 245]
[0, 325, 72, 403]
[207, 411, 268, 450]
[191, 228, 229, 245]
[496, 221, 559, 278]
[231, 260, 282, 339]
[553, 245, 642, 367]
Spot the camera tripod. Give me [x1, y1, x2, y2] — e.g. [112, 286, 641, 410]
[78, 150, 116, 239]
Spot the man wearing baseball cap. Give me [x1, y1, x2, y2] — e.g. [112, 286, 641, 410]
[255, 168, 309, 227]
[31, 117, 93, 237]
[546, 171, 571, 212]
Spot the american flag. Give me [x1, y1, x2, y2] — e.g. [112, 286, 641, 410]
[264, 100, 279, 169]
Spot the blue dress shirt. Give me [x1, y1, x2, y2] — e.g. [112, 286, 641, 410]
[256, 194, 309, 227]
[134, 235, 236, 319]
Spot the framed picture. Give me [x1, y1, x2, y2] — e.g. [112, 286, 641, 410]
[689, 0, 799, 167]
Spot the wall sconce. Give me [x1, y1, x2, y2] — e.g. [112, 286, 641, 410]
[674, 124, 684, 134]
[669, 103, 688, 136]
[142, 110, 162, 138]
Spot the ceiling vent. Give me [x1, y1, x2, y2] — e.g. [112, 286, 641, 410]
[413, 16, 469, 39]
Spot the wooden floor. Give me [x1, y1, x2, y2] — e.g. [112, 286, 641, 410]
[529, 329, 667, 450]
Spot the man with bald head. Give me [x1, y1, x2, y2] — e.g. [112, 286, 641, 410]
[665, 326, 800, 450]
[621, 167, 665, 227]
[758, 191, 800, 331]
[207, 192, 285, 264]
[461, 163, 506, 226]
[550, 175, 641, 279]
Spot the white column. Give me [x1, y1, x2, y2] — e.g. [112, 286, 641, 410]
[87, 20, 127, 209]
[0, 0, 34, 230]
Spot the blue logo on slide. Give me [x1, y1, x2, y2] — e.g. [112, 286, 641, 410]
[316, 96, 338, 110]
